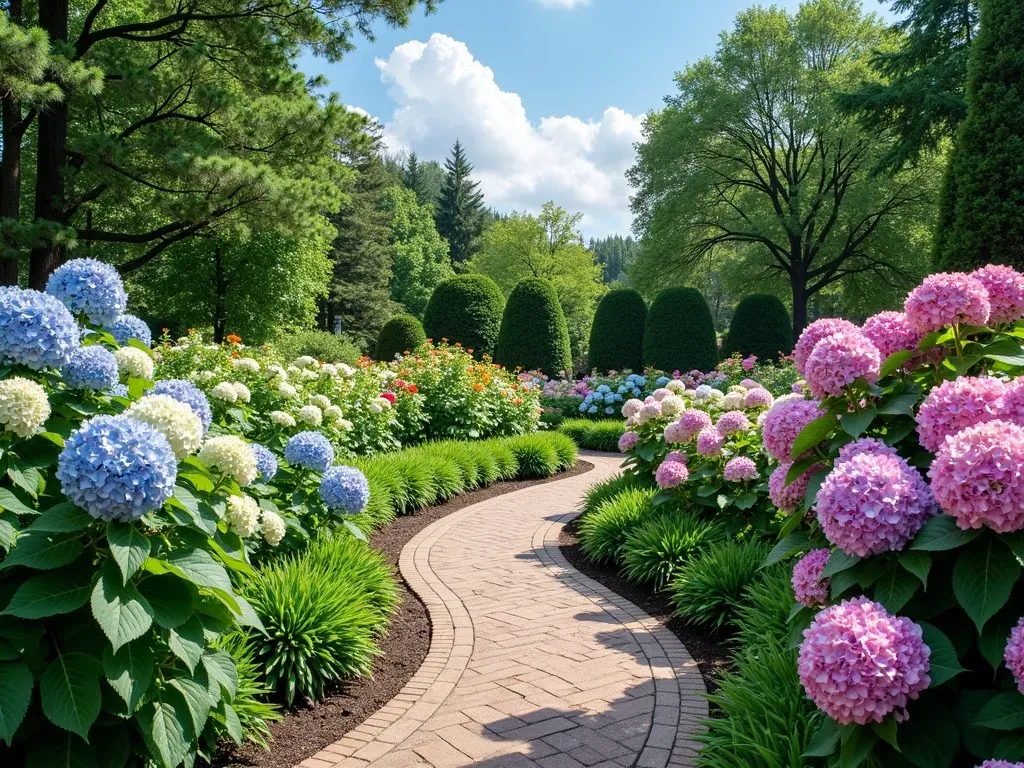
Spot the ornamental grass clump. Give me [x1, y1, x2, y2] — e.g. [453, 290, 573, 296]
[668, 539, 770, 630]
[578, 486, 658, 564]
[622, 511, 723, 589]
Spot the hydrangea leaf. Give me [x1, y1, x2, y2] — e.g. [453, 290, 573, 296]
[28, 503, 92, 533]
[1, 571, 92, 618]
[40, 652, 101, 741]
[919, 622, 967, 687]
[137, 573, 192, 629]
[909, 515, 981, 552]
[106, 522, 151, 584]
[953, 537, 1021, 633]
[102, 643, 154, 713]
[0, 530, 82, 571]
[137, 689, 194, 768]
[975, 692, 1024, 731]
[168, 615, 204, 672]
[90, 566, 154, 652]
[0, 660, 32, 744]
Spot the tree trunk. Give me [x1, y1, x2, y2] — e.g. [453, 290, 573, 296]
[791, 270, 808, 339]
[28, 0, 69, 290]
[212, 244, 228, 343]
[0, 0, 25, 286]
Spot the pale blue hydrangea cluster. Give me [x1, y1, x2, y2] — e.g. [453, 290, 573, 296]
[62, 345, 119, 390]
[109, 383, 129, 397]
[45, 258, 127, 325]
[108, 313, 152, 347]
[579, 384, 623, 415]
[655, 375, 671, 388]
[150, 379, 212, 434]
[618, 373, 646, 398]
[57, 415, 177, 521]
[0, 287, 80, 370]
[285, 430, 334, 471]
[319, 465, 370, 513]
[250, 443, 278, 481]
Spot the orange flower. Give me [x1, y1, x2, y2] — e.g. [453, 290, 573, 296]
[467, 349, 474, 355]
[473, 382, 484, 392]
[407, 384, 419, 394]
[226, 333, 242, 344]
[161, 327, 169, 333]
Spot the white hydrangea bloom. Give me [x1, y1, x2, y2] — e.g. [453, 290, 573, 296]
[198, 435, 258, 485]
[728, 385, 748, 395]
[621, 399, 644, 418]
[293, 355, 317, 369]
[126, 394, 203, 459]
[210, 382, 238, 402]
[266, 364, 287, 381]
[276, 380, 297, 399]
[660, 395, 685, 417]
[368, 401, 383, 414]
[270, 410, 296, 427]
[324, 405, 343, 421]
[225, 494, 261, 537]
[0, 377, 50, 437]
[722, 392, 745, 410]
[113, 347, 154, 380]
[261, 509, 286, 547]
[300, 368, 319, 381]
[338, 363, 355, 376]
[309, 394, 331, 410]
[232, 357, 260, 373]
[666, 380, 686, 394]
[707, 388, 725, 401]
[196, 370, 217, 383]
[232, 382, 251, 403]
[337, 418, 353, 432]
[320, 364, 338, 377]
[298, 404, 323, 426]
[286, 365, 301, 377]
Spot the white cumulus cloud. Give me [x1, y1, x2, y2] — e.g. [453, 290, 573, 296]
[374, 33, 641, 237]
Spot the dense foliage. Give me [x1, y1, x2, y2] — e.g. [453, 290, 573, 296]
[422, 274, 505, 358]
[495, 278, 572, 377]
[723, 294, 793, 364]
[435, 140, 486, 265]
[374, 315, 426, 362]
[587, 289, 647, 373]
[642, 287, 717, 373]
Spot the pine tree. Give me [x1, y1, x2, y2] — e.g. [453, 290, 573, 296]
[405, 152, 421, 200]
[436, 139, 486, 265]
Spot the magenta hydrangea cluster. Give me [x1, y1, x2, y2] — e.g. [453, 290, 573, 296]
[655, 460, 690, 489]
[793, 318, 859, 375]
[618, 430, 639, 453]
[678, 409, 713, 440]
[664, 421, 688, 445]
[723, 456, 758, 482]
[1005, 619, 1024, 695]
[716, 410, 751, 436]
[860, 311, 922, 360]
[971, 264, 1024, 325]
[769, 461, 817, 512]
[762, 398, 826, 461]
[904, 271, 991, 333]
[665, 450, 688, 465]
[696, 427, 725, 457]
[816, 451, 935, 557]
[743, 387, 774, 409]
[998, 378, 1024, 426]
[929, 419, 1024, 533]
[976, 761, 1024, 768]
[837, 437, 899, 463]
[804, 330, 881, 399]
[792, 548, 830, 608]
[798, 597, 930, 725]
[915, 376, 1005, 452]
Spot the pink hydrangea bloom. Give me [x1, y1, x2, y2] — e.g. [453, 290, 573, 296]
[655, 460, 690, 489]
[723, 456, 758, 482]
[762, 399, 826, 462]
[904, 271, 991, 333]
[861, 311, 922, 360]
[664, 421, 688, 445]
[915, 376, 1006, 453]
[972, 264, 1024, 324]
[665, 450, 688, 464]
[716, 410, 751, 436]
[976, 761, 1024, 768]
[998, 378, 1024, 426]
[678, 409, 713, 440]
[792, 548, 830, 608]
[1005, 618, 1024, 695]
[635, 402, 662, 425]
[769, 461, 818, 512]
[793, 318, 860, 375]
[743, 387, 774, 409]
[696, 427, 725, 457]
[798, 597, 930, 725]
[651, 387, 673, 402]
[618, 431, 639, 453]
[741, 378, 761, 390]
[816, 452, 935, 557]
[804, 330, 881, 399]
[837, 437, 899, 463]
[622, 399, 644, 418]
[929, 419, 1024, 533]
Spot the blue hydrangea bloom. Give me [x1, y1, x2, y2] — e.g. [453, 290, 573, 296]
[57, 415, 177, 521]
[108, 314, 152, 347]
[150, 379, 212, 434]
[63, 345, 119, 390]
[578, 402, 588, 413]
[250, 443, 278, 482]
[587, 405, 598, 414]
[0, 287, 80, 370]
[603, 393, 616, 405]
[109, 383, 129, 397]
[596, 384, 611, 394]
[656, 376, 670, 387]
[319, 465, 370, 513]
[46, 258, 127, 325]
[604, 407, 615, 415]
[285, 431, 334, 472]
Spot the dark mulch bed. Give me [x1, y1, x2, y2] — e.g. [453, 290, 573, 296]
[216, 460, 593, 768]
[558, 516, 731, 695]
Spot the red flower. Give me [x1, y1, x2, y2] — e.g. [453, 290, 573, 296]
[380, 391, 396, 404]
[407, 384, 418, 394]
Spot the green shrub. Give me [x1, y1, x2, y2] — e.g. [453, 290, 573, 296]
[303, 536, 399, 630]
[580, 473, 641, 516]
[669, 540, 771, 630]
[545, 431, 580, 470]
[642, 287, 717, 372]
[423, 274, 506, 358]
[622, 511, 723, 590]
[219, 634, 282, 750]
[419, 451, 466, 501]
[722, 294, 792, 364]
[558, 418, 625, 451]
[587, 289, 647, 373]
[506, 434, 562, 478]
[490, 440, 520, 481]
[429, 442, 483, 489]
[274, 329, 362, 364]
[374, 314, 426, 362]
[353, 457, 399, 529]
[578, 486, 658, 564]
[495, 277, 572, 376]
[696, 637, 822, 768]
[393, 454, 439, 513]
[732, 564, 794, 653]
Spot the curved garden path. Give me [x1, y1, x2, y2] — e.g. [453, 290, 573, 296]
[296, 452, 707, 768]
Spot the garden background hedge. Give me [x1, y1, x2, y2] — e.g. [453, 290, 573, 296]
[587, 289, 647, 373]
[423, 274, 505, 358]
[374, 314, 426, 361]
[642, 287, 717, 372]
[495, 277, 572, 376]
[722, 294, 792, 363]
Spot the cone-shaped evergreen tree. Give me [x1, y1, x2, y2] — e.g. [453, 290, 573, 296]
[436, 140, 486, 265]
[423, 274, 505, 358]
[722, 294, 792, 363]
[587, 289, 646, 373]
[642, 287, 717, 372]
[375, 314, 426, 362]
[495, 278, 572, 376]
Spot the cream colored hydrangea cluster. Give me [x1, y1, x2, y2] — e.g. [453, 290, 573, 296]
[0, 377, 50, 437]
[324, 404, 343, 422]
[298, 404, 323, 426]
[126, 394, 203, 459]
[309, 394, 331, 410]
[210, 382, 238, 402]
[113, 347, 154, 380]
[260, 509, 286, 546]
[232, 357, 260, 373]
[232, 382, 251, 403]
[293, 355, 317, 369]
[270, 410, 295, 427]
[225, 494, 261, 536]
[198, 435, 257, 485]
[276, 380, 297, 399]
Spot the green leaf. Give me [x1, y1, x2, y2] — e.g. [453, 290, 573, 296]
[2, 571, 92, 618]
[732, 491, 758, 510]
[102, 643, 154, 713]
[802, 718, 841, 757]
[163, 549, 233, 593]
[0, 530, 81, 571]
[994, 732, 1024, 761]
[167, 675, 210, 735]
[879, 350, 915, 377]
[40, 652, 101, 741]
[0, 661, 33, 744]
[137, 690, 194, 768]
[919, 622, 966, 687]
[952, 537, 1021, 633]
[976, 693, 1024, 731]
[872, 717, 899, 751]
[29, 503, 92, 533]
[762, 532, 814, 569]
[137, 574, 192, 629]
[785, 455, 819, 485]
[899, 551, 931, 587]
[1003, 532, 1024, 562]
[980, 615, 1018, 673]
[0, 488, 35, 516]
[839, 723, 876, 767]
[840, 407, 876, 438]
[878, 393, 920, 417]
[168, 615, 204, 672]
[106, 523, 150, 584]
[909, 515, 982, 551]
[802, 469, 830, 513]
[822, 549, 860, 579]
[201, 650, 237, 699]
[791, 415, 836, 459]
[26, 731, 97, 768]
[90, 567, 153, 652]
[222, 703, 243, 745]
[872, 565, 920, 613]
[900, 698, 959, 767]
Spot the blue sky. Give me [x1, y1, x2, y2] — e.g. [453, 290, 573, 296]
[300, 0, 899, 238]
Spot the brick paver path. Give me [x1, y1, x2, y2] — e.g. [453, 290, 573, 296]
[297, 452, 707, 768]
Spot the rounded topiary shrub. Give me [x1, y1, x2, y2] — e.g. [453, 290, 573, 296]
[587, 289, 646, 373]
[494, 277, 572, 376]
[722, 294, 792, 363]
[423, 274, 505, 358]
[374, 314, 426, 362]
[642, 287, 717, 372]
